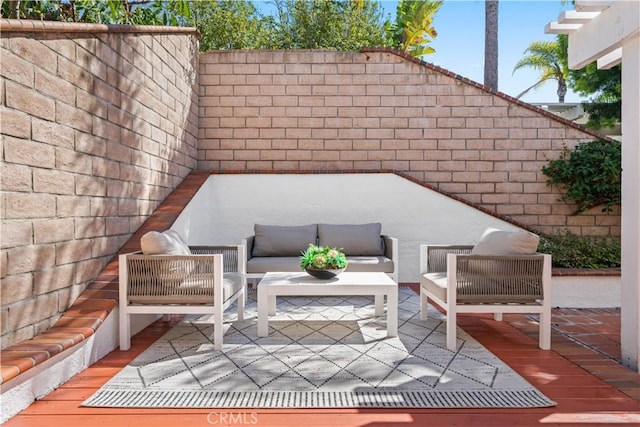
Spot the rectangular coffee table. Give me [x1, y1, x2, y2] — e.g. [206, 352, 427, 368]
[257, 271, 398, 338]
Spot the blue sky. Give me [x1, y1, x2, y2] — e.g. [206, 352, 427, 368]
[377, 0, 579, 104]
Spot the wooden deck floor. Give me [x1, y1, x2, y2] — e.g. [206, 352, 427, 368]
[2, 172, 633, 426]
[5, 289, 640, 427]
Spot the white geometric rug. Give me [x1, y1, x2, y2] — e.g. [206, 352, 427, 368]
[83, 288, 555, 408]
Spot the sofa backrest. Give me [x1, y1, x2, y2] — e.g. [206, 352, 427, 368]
[317, 223, 384, 256]
[252, 224, 318, 257]
[251, 223, 385, 257]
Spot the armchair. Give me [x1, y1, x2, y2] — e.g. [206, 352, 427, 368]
[119, 244, 245, 351]
[419, 244, 552, 351]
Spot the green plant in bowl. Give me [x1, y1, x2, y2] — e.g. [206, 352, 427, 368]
[300, 244, 348, 278]
[300, 244, 347, 269]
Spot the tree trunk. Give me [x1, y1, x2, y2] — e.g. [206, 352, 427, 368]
[557, 78, 567, 103]
[484, 0, 499, 91]
[8, 0, 20, 19]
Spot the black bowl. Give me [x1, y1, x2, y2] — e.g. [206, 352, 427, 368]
[304, 268, 345, 279]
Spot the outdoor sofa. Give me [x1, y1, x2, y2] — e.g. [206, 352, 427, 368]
[242, 223, 398, 282]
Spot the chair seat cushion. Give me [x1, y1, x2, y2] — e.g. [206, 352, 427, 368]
[420, 272, 448, 303]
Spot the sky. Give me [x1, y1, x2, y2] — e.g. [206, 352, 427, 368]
[378, 0, 580, 104]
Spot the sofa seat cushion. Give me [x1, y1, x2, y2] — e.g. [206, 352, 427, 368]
[247, 256, 394, 274]
[343, 256, 394, 273]
[252, 224, 317, 257]
[247, 257, 301, 274]
[318, 223, 384, 256]
[128, 272, 244, 305]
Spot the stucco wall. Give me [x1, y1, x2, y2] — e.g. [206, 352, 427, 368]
[0, 22, 200, 348]
[197, 49, 620, 238]
[172, 173, 530, 283]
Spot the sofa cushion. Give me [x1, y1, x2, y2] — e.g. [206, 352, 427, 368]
[246, 256, 302, 273]
[246, 256, 394, 274]
[141, 229, 191, 255]
[318, 223, 384, 256]
[252, 224, 318, 257]
[471, 228, 539, 255]
[344, 256, 394, 273]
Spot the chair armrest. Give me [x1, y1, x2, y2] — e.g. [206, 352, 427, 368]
[419, 245, 473, 274]
[119, 252, 225, 303]
[241, 236, 255, 261]
[382, 235, 399, 282]
[447, 253, 552, 304]
[189, 245, 245, 274]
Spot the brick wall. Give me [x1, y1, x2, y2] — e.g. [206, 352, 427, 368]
[1, 30, 621, 349]
[197, 49, 620, 237]
[0, 22, 199, 348]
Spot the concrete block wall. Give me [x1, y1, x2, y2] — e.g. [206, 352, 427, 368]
[0, 21, 200, 348]
[197, 49, 620, 238]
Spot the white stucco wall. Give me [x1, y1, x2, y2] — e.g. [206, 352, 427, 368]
[172, 173, 525, 283]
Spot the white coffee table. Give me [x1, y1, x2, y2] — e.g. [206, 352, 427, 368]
[257, 271, 398, 338]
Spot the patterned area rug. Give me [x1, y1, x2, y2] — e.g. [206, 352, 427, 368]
[83, 288, 555, 408]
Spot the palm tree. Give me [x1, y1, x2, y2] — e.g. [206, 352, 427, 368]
[513, 40, 568, 102]
[484, 0, 499, 91]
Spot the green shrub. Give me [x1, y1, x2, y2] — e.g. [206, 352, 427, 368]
[542, 139, 621, 213]
[538, 230, 620, 268]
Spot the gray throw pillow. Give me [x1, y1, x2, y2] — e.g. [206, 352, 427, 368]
[252, 224, 318, 257]
[318, 223, 384, 256]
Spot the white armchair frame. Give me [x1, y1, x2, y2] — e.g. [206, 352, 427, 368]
[119, 245, 246, 351]
[419, 245, 552, 351]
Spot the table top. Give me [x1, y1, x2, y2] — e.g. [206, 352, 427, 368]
[260, 271, 397, 287]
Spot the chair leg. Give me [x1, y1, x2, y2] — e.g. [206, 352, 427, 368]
[420, 290, 428, 321]
[237, 289, 245, 321]
[446, 311, 457, 351]
[213, 306, 223, 351]
[539, 306, 551, 350]
[119, 311, 131, 351]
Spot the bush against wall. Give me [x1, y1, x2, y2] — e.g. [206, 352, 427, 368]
[539, 230, 621, 268]
[542, 139, 621, 213]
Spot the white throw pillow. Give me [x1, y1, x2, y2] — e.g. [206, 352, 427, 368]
[141, 229, 191, 255]
[471, 228, 539, 255]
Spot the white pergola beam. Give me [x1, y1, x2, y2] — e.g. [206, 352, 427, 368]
[545, 22, 582, 34]
[566, 1, 640, 69]
[597, 47, 622, 69]
[558, 10, 601, 24]
[575, 0, 614, 13]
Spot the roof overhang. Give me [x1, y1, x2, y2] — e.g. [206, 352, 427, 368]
[545, 0, 639, 70]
